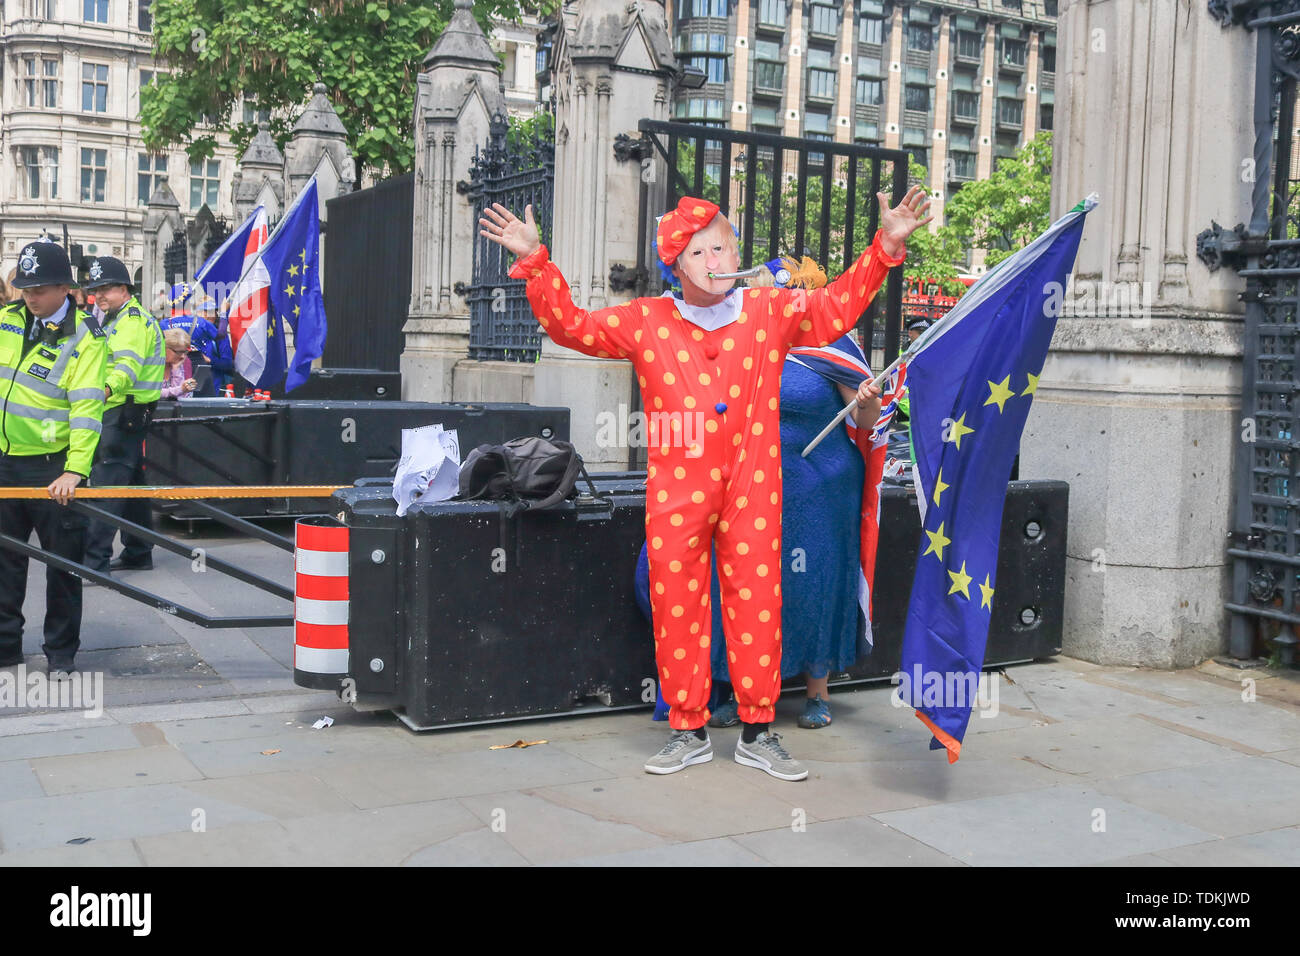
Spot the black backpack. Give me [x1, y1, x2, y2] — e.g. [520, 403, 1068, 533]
[457, 436, 602, 513]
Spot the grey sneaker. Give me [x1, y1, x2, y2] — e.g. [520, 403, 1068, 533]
[734, 731, 808, 781]
[644, 729, 713, 775]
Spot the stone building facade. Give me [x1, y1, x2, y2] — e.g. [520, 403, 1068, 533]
[0, 0, 243, 284]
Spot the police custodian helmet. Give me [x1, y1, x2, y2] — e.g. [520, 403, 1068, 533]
[82, 255, 133, 292]
[12, 241, 76, 289]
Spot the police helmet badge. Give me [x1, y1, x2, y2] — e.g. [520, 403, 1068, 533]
[88, 259, 104, 283]
[19, 247, 38, 277]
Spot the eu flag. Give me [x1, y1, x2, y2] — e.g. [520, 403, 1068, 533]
[899, 196, 1096, 761]
[262, 179, 326, 391]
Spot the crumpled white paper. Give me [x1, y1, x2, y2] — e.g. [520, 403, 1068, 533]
[393, 423, 461, 516]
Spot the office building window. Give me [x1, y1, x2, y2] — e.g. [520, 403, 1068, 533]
[42, 59, 59, 108]
[754, 39, 784, 91]
[1002, 38, 1027, 68]
[675, 98, 726, 122]
[907, 23, 933, 52]
[998, 97, 1024, 127]
[808, 68, 835, 100]
[139, 0, 153, 31]
[190, 159, 220, 210]
[854, 120, 879, 142]
[950, 151, 976, 179]
[856, 78, 883, 106]
[997, 76, 1020, 98]
[242, 100, 272, 125]
[21, 57, 58, 108]
[1001, 0, 1023, 11]
[949, 130, 973, 151]
[1042, 45, 1056, 73]
[686, 0, 727, 17]
[751, 104, 780, 128]
[957, 31, 983, 61]
[808, 3, 837, 37]
[83, 0, 108, 23]
[1044, 0, 1058, 16]
[757, 0, 786, 28]
[951, 69, 976, 92]
[859, 16, 884, 45]
[81, 62, 108, 112]
[905, 85, 931, 112]
[138, 153, 167, 205]
[806, 48, 834, 100]
[80, 147, 106, 202]
[19, 146, 58, 199]
[1040, 103, 1054, 130]
[25, 0, 56, 17]
[953, 90, 980, 119]
[906, 65, 930, 86]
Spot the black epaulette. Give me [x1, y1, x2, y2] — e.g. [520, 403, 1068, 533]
[81, 312, 106, 338]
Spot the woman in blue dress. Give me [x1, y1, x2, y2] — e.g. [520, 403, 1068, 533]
[636, 332, 883, 729]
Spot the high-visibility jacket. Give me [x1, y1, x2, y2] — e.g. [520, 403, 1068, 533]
[102, 295, 164, 408]
[0, 297, 109, 477]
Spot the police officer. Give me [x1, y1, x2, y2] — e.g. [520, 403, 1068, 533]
[0, 241, 108, 675]
[81, 256, 164, 574]
[907, 318, 931, 343]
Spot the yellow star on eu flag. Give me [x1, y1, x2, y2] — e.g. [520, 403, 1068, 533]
[946, 412, 974, 450]
[293, 304, 301, 317]
[947, 560, 972, 600]
[288, 263, 300, 277]
[923, 521, 951, 562]
[266, 323, 275, 339]
[979, 573, 995, 610]
[984, 375, 1015, 413]
[284, 283, 296, 297]
[1022, 371, 1039, 397]
[933, 467, 949, 508]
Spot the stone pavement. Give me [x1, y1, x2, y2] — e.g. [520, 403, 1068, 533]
[0, 521, 1298, 866]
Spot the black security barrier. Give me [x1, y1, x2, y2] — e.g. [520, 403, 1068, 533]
[267, 368, 401, 401]
[320, 475, 1067, 730]
[144, 400, 571, 518]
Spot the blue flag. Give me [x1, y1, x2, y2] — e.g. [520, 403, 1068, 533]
[898, 195, 1096, 761]
[262, 180, 326, 391]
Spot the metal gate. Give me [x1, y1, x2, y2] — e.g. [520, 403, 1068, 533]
[1204, 1, 1300, 665]
[463, 111, 555, 362]
[631, 120, 910, 365]
[321, 172, 414, 371]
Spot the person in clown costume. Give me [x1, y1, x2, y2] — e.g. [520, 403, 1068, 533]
[479, 186, 931, 781]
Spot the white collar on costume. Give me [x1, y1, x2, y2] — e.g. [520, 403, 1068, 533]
[660, 288, 743, 331]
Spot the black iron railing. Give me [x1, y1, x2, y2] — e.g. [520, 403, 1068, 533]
[463, 112, 555, 362]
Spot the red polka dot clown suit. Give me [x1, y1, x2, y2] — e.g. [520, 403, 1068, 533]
[509, 197, 904, 731]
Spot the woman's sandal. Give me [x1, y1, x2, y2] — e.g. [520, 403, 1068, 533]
[798, 694, 833, 729]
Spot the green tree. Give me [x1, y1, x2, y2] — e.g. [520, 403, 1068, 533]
[142, 0, 557, 181]
[941, 131, 1052, 267]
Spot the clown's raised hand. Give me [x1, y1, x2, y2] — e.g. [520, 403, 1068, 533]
[479, 203, 541, 259]
[876, 186, 933, 259]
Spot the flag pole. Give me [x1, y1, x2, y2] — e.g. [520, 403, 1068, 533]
[800, 351, 908, 458]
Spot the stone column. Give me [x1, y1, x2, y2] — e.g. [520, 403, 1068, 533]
[532, 0, 676, 469]
[142, 179, 185, 314]
[1018, 0, 1255, 667]
[401, 0, 505, 402]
